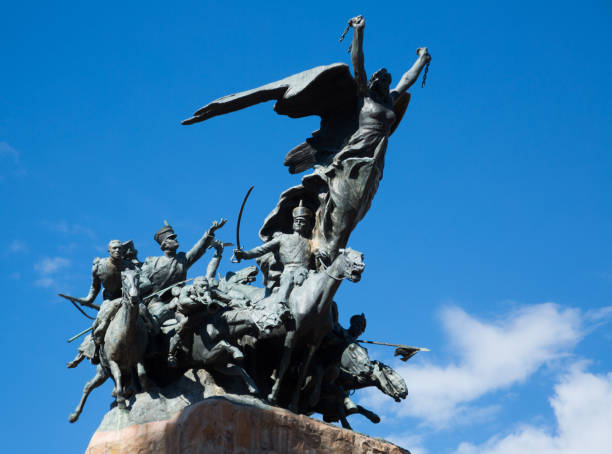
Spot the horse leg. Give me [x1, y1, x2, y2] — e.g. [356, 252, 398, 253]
[108, 360, 126, 409]
[168, 313, 187, 367]
[214, 363, 259, 395]
[308, 362, 336, 408]
[356, 405, 380, 423]
[122, 370, 135, 400]
[136, 361, 152, 391]
[340, 414, 352, 430]
[268, 330, 295, 404]
[338, 399, 351, 430]
[289, 343, 318, 413]
[66, 351, 85, 369]
[209, 340, 244, 363]
[68, 365, 109, 423]
[343, 395, 381, 424]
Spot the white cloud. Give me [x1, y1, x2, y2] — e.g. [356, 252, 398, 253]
[34, 257, 70, 274]
[363, 304, 598, 427]
[0, 142, 19, 161]
[43, 220, 96, 239]
[385, 433, 428, 454]
[34, 277, 56, 288]
[9, 240, 27, 253]
[453, 365, 612, 454]
[585, 306, 612, 323]
[0, 142, 25, 178]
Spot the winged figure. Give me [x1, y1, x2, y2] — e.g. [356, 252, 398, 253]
[183, 15, 431, 175]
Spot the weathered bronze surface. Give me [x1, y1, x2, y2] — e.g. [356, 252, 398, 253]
[63, 15, 431, 430]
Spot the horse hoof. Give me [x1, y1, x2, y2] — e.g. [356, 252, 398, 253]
[267, 393, 277, 405]
[247, 384, 259, 395]
[364, 411, 381, 424]
[68, 412, 79, 423]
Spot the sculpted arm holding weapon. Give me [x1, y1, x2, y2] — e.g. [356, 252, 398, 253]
[60, 240, 128, 311]
[234, 201, 315, 305]
[76, 265, 102, 310]
[61, 240, 135, 365]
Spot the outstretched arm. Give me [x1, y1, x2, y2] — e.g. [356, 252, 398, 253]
[205, 240, 224, 279]
[391, 47, 431, 100]
[234, 237, 280, 261]
[76, 262, 101, 305]
[348, 15, 367, 96]
[185, 218, 227, 269]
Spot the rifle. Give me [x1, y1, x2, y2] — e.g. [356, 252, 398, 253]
[58, 293, 100, 320]
[142, 278, 194, 302]
[64, 278, 194, 343]
[67, 327, 93, 343]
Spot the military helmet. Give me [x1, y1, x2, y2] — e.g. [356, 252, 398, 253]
[154, 221, 176, 245]
[292, 200, 313, 219]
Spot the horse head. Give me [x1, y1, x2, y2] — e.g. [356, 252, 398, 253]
[372, 362, 408, 402]
[121, 269, 141, 305]
[335, 248, 365, 282]
[225, 265, 258, 285]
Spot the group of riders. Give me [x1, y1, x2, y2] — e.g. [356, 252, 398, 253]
[67, 200, 318, 367]
[64, 203, 406, 429]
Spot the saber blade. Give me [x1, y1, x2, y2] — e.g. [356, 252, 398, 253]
[236, 186, 254, 251]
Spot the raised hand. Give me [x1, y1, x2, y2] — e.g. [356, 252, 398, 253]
[231, 248, 244, 264]
[209, 218, 227, 233]
[211, 239, 225, 251]
[417, 47, 432, 63]
[348, 15, 365, 29]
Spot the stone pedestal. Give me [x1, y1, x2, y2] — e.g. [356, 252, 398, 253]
[86, 397, 409, 454]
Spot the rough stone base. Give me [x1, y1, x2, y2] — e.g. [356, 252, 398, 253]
[86, 397, 409, 454]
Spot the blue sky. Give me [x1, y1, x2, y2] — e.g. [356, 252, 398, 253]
[1, 1, 611, 453]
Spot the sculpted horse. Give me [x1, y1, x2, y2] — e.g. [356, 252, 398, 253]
[305, 341, 407, 429]
[268, 247, 365, 410]
[68, 269, 149, 422]
[338, 342, 408, 400]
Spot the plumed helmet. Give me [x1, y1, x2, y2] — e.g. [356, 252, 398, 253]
[292, 200, 313, 219]
[154, 221, 176, 245]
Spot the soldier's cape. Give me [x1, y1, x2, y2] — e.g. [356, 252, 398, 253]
[182, 63, 410, 174]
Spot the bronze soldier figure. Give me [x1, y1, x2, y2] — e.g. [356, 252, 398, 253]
[167, 240, 232, 366]
[233, 202, 315, 305]
[82, 241, 135, 342]
[140, 218, 226, 324]
[63, 240, 136, 366]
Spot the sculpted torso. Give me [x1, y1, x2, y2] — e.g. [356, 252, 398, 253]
[358, 96, 396, 133]
[95, 258, 132, 300]
[277, 233, 312, 268]
[142, 253, 188, 291]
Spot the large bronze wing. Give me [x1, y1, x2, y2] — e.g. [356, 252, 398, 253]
[182, 64, 359, 174]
